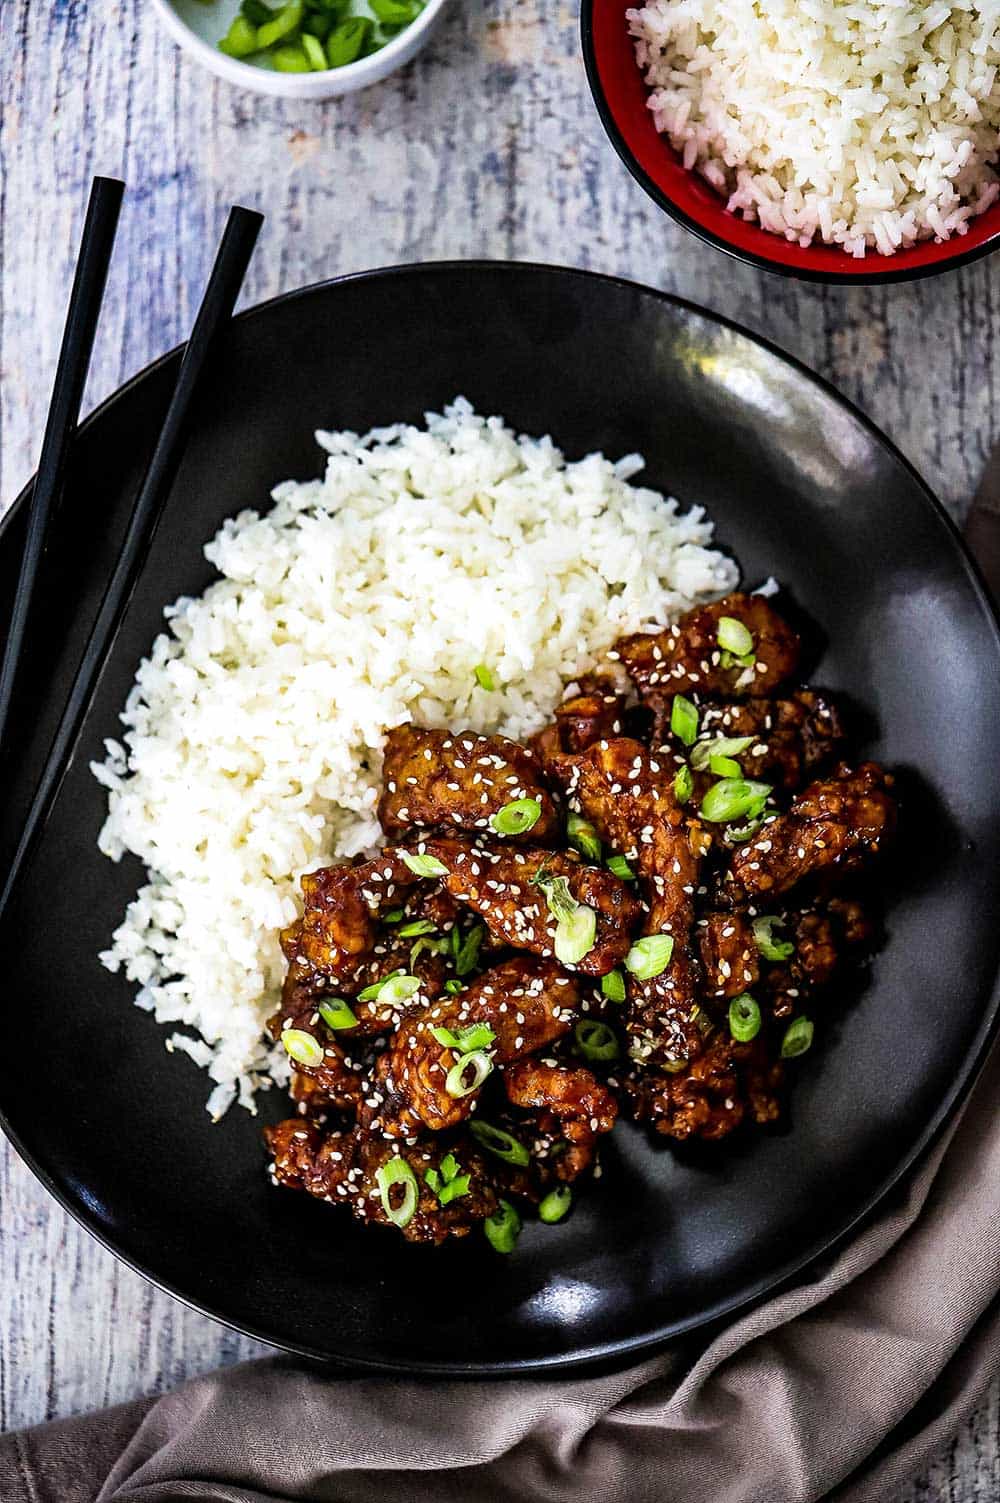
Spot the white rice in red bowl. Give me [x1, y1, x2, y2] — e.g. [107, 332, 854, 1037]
[628, 0, 1000, 257]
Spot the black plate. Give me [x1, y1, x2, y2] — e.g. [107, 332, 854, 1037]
[2, 263, 999, 1374]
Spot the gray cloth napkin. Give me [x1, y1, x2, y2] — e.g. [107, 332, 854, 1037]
[3, 1029, 999, 1503]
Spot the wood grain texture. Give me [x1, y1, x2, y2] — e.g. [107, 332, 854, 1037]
[0, 1, 997, 1495]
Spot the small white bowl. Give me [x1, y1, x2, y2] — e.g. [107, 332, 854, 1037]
[151, 0, 450, 98]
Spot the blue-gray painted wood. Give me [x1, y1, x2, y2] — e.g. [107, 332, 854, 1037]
[0, 2, 997, 1495]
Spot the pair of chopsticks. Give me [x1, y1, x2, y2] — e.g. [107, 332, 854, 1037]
[0, 178, 263, 920]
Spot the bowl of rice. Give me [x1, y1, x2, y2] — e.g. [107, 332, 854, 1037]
[582, 0, 1000, 281]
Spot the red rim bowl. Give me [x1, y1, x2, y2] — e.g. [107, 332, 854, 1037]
[581, 0, 1000, 284]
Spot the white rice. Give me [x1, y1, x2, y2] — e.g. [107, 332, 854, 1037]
[92, 399, 737, 1118]
[628, 0, 1000, 256]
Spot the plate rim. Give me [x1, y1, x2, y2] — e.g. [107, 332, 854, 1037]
[3, 259, 1000, 1375]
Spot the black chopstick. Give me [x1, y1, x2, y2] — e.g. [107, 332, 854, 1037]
[0, 204, 264, 922]
[0, 176, 125, 756]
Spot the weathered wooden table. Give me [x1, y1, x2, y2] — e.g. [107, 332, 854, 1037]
[1, 1, 997, 1493]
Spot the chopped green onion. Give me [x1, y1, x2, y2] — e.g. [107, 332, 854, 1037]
[280, 1028, 324, 1067]
[534, 873, 577, 921]
[574, 1019, 619, 1061]
[376, 973, 421, 1007]
[674, 764, 694, 804]
[690, 735, 754, 772]
[383, 908, 405, 924]
[717, 615, 754, 657]
[554, 906, 597, 967]
[318, 998, 358, 1031]
[218, 15, 259, 56]
[445, 1049, 494, 1098]
[455, 923, 485, 977]
[241, 0, 277, 24]
[438, 1173, 471, 1206]
[607, 855, 635, 880]
[424, 1167, 441, 1193]
[325, 13, 371, 65]
[601, 967, 626, 1003]
[625, 933, 675, 980]
[370, 0, 418, 19]
[409, 936, 448, 967]
[710, 753, 742, 779]
[444, 979, 464, 995]
[490, 798, 542, 837]
[539, 1185, 572, 1224]
[401, 851, 449, 878]
[450, 924, 462, 961]
[720, 648, 756, 670]
[484, 1199, 521, 1253]
[728, 993, 762, 1043]
[430, 1021, 495, 1052]
[780, 1017, 814, 1058]
[474, 663, 495, 691]
[357, 968, 402, 1002]
[301, 31, 329, 68]
[726, 815, 765, 843]
[397, 918, 435, 938]
[670, 694, 699, 747]
[256, 0, 303, 47]
[700, 779, 772, 825]
[752, 915, 795, 962]
[375, 1157, 418, 1229]
[567, 811, 602, 863]
[439, 1152, 459, 1183]
[470, 1120, 531, 1167]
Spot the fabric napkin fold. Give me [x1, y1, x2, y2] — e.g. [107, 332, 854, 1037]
[3, 1029, 999, 1503]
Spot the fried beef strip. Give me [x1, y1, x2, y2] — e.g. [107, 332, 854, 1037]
[503, 1059, 618, 1180]
[728, 763, 896, 899]
[420, 838, 640, 975]
[623, 1034, 784, 1142]
[265, 1119, 497, 1245]
[697, 912, 760, 1000]
[761, 898, 875, 1020]
[616, 592, 801, 705]
[360, 957, 580, 1137]
[547, 737, 711, 1069]
[377, 726, 560, 843]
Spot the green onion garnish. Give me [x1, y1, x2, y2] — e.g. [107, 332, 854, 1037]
[780, 1017, 814, 1058]
[325, 14, 371, 66]
[430, 1021, 496, 1052]
[555, 906, 597, 967]
[690, 735, 754, 772]
[567, 811, 602, 863]
[410, 936, 448, 967]
[444, 979, 464, 995]
[534, 873, 577, 921]
[455, 923, 485, 977]
[445, 1049, 494, 1098]
[280, 1028, 324, 1067]
[470, 1120, 531, 1167]
[717, 615, 754, 657]
[720, 648, 756, 669]
[401, 851, 449, 878]
[425, 1167, 441, 1193]
[318, 998, 358, 1031]
[699, 778, 772, 825]
[357, 968, 403, 1003]
[376, 973, 421, 1007]
[670, 694, 699, 747]
[607, 855, 635, 880]
[397, 918, 435, 938]
[490, 798, 541, 837]
[218, 15, 259, 56]
[752, 915, 795, 962]
[474, 663, 495, 691]
[574, 1018, 619, 1061]
[674, 764, 694, 804]
[383, 909, 405, 924]
[300, 31, 328, 69]
[709, 753, 742, 779]
[439, 1152, 459, 1183]
[726, 815, 765, 843]
[728, 993, 762, 1043]
[375, 1157, 418, 1229]
[625, 934, 675, 980]
[256, 0, 304, 47]
[484, 1199, 521, 1253]
[438, 1174, 472, 1206]
[538, 1185, 572, 1224]
[601, 968, 626, 1003]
